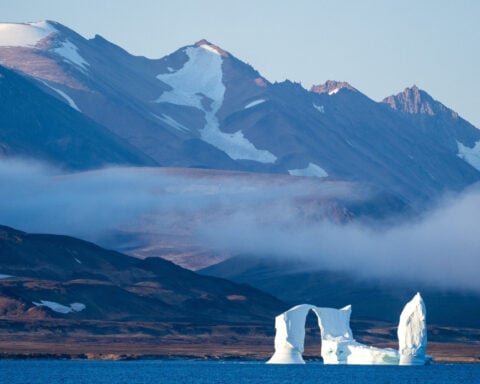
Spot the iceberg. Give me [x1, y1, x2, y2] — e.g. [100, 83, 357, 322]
[267, 293, 429, 365]
[398, 292, 427, 365]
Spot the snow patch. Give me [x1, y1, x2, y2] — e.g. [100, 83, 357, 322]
[0, 21, 57, 47]
[244, 99, 266, 109]
[70, 302, 86, 312]
[74, 258, 82, 264]
[156, 46, 276, 163]
[156, 46, 223, 110]
[152, 113, 189, 133]
[40, 80, 81, 111]
[199, 43, 222, 55]
[313, 103, 325, 113]
[33, 300, 86, 314]
[457, 140, 480, 171]
[53, 40, 89, 71]
[0, 274, 13, 279]
[288, 163, 328, 178]
[328, 88, 340, 95]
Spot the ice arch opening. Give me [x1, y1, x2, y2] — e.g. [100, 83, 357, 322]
[267, 293, 428, 365]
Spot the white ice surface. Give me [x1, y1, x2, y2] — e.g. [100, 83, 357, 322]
[457, 140, 480, 172]
[0, 21, 57, 47]
[314, 305, 353, 342]
[244, 99, 266, 109]
[321, 339, 399, 365]
[313, 103, 325, 113]
[398, 292, 427, 365]
[267, 304, 314, 364]
[156, 46, 276, 163]
[33, 300, 86, 314]
[0, 274, 13, 279]
[288, 163, 328, 178]
[53, 40, 89, 71]
[313, 305, 397, 365]
[40, 80, 81, 111]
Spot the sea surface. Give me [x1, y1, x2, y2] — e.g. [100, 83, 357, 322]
[1, 360, 479, 384]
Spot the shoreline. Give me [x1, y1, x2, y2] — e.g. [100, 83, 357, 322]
[0, 355, 478, 364]
[1, 347, 478, 364]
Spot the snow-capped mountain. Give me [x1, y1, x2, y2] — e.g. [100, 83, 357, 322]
[1, 21, 480, 203]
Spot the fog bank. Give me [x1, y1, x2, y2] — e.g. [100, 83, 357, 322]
[1, 159, 479, 292]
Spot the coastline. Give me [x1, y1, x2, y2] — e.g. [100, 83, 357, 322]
[1, 343, 478, 363]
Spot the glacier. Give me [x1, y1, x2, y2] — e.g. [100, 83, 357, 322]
[267, 293, 429, 365]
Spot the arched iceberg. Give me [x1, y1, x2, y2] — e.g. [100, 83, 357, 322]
[267, 293, 429, 365]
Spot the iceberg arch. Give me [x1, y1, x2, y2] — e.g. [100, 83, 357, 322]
[267, 293, 429, 365]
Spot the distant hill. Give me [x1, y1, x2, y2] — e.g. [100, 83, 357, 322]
[201, 255, 480, 328]
[0, 225, 285, 324]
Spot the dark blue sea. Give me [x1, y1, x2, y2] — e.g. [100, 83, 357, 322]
[1, 360, 479, 384]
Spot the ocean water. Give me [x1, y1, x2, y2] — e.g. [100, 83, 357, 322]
[1, 360, 479, 384]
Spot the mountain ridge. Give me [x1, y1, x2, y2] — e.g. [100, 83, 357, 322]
[1, 20, 480, 204]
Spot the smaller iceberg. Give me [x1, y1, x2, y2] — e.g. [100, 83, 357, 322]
[267, 293, 429, 365]
[398, 292, 428, 365]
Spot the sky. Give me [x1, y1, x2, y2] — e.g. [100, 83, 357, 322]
[1, 0, 479, 126]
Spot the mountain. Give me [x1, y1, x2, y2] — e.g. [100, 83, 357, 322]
[0, 224, 294, 358]
[0, 21, 241, 170]
[94, 167, 410, 270]
[0, 64, 155, 169]
[1, 21, 480, 204]
[201, 256, 480, 328]
[0, 225, 285, 323]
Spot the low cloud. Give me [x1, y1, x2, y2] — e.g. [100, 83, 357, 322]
[199, 189, 480, 292]
[1, 158, 479, 292]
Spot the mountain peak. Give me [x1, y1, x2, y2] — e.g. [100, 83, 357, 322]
[194, 39, 229, 57]
[310, 80, 356, 95]
[383, 86, 439, 116]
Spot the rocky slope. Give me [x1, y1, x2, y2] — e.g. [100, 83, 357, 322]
[0, 225, 286, 323]
[0, 65, 156, 169]
[0, 21, 479, 204]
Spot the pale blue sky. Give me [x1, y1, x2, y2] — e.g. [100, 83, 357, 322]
[2, 0, 479, 126]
